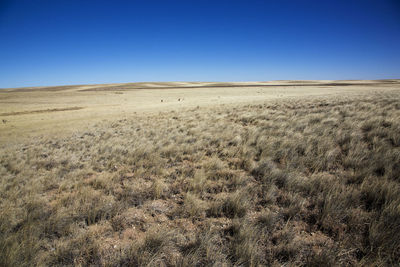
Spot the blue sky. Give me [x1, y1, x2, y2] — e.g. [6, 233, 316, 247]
[0, 0, 399, 88]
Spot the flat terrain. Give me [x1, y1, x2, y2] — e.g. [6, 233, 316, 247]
[1, 80, 399, 144]
[1, 80, 400, 266]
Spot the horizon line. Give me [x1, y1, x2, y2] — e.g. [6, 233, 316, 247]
[1, 78, 400, 90]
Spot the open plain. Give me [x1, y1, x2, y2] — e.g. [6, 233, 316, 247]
[1, 80, 400, 266]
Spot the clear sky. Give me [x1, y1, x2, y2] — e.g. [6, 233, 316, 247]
[0, 0, 399, 88]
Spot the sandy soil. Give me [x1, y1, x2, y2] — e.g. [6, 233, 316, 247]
[1, 80, 399, 144]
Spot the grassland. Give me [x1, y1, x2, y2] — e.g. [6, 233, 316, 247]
[0, 80, 400, 266]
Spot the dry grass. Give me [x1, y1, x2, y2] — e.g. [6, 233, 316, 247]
[1, 89, 400, 266]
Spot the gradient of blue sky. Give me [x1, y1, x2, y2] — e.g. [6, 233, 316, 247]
[0, 0, 399, 88]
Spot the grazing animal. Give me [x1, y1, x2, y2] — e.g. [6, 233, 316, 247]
[161, 99, 163, 102]
[2, 119, 7, 124]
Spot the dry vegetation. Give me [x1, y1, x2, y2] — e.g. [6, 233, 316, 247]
[1, 89, 400, 266]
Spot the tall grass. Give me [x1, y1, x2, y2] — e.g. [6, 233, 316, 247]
[1, 91, 399, 265]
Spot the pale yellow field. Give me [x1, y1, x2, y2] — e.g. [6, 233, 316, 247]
[1, 80, 399, 144]
[1, 80, 400, 265]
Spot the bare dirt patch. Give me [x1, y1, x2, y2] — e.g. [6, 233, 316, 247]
[0, 106, 84, 116]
